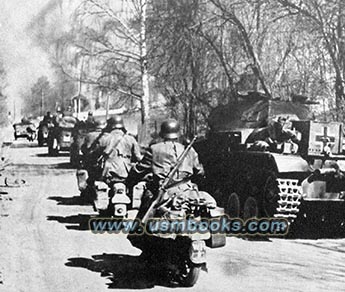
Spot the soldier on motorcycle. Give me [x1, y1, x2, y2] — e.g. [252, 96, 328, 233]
[80, 120, 106, 183]
[126, 119, 216, 216]
[79, 116, 142, 212]
[89, 115, 142, 184]
[42, 111, 53, 124]
[126, 119, 220, 288]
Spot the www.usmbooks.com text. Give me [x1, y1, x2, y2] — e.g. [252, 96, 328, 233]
[89, 216, 289, 236]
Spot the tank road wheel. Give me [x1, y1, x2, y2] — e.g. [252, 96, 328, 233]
[226, 192, 240, 219]
[263, 176, 280, 217]
[243, 196, 259, 221]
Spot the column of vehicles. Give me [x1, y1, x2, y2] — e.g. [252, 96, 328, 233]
[16, 105, 345, 285]
[17, 106, 345, 239]
[72, 111, 345, 286]
[13, 114, 225, 286]
[74, 118, 226, 287]
[14, 111, 100, 160]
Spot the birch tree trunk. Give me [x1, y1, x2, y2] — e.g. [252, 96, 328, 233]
[139, 0, 151, 143]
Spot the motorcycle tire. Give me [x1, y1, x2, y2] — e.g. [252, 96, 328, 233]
[70, 154, 79, 168]
[173, 259, 201, 287]
[98, 209, 111, 218]
[38, 132, 44, 146]
[48, 146, 58, 156]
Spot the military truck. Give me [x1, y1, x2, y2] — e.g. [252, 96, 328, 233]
[195, 97, 345, 238]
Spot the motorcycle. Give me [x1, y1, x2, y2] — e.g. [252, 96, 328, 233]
[127, 136, 226, 287]
[129, 182, 226, 287]
[76, 169, 132, 218]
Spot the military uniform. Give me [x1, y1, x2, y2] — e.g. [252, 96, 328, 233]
[80, 127, 104, 181]
[127, 140, 204, 190]
[127, 122, 216, 221]
[93, 129, 142, 183]
[246, 120, 300, 151]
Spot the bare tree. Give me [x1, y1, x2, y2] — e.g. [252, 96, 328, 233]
[149, 0, 229, 136]
[0, 58, 8, 126]
[209, 0, 272, 99]
[277, 0, 345, 119]
[70, 0, 151, 128]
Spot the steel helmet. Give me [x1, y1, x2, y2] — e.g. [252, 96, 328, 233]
[159, 119, 180, 139]
[106, 115, 125, 130]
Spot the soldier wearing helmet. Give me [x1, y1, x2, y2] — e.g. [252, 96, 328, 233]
[127, 119, 204, 194]
[87, 115, 142, 184]
[246, 117, 300, 152]
[85, 111, 96, 128]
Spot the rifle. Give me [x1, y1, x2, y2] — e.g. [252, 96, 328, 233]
[141, 135, 198, 223]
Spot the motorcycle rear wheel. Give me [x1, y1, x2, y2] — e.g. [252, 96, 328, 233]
[173, 259, 201, 287]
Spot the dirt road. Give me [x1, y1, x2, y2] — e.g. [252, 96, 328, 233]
[1, 141, 345, 292]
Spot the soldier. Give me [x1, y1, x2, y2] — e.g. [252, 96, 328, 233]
[246, 117, 300, 151]
[80, 119, 105, 182]
[85, 111, 96, 128]
[42, 111, 53, 124]
[63, 106, 73, 117]
[126, 119, 215, 214]
[89, 115, 142, 184]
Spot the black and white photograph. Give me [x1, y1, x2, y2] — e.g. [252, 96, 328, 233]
[1, 0, 345, 291]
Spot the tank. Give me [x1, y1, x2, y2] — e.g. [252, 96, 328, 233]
[195, 99, 345, 239]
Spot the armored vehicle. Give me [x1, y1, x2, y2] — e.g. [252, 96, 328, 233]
[195, 97, 345, 238]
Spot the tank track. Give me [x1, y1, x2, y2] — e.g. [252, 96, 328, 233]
[274, 178, 302, 219]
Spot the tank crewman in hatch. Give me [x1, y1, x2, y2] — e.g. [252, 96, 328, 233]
[246, 116, 301, 152]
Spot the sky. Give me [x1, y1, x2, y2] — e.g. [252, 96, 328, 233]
[0, 0, 54, 121]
